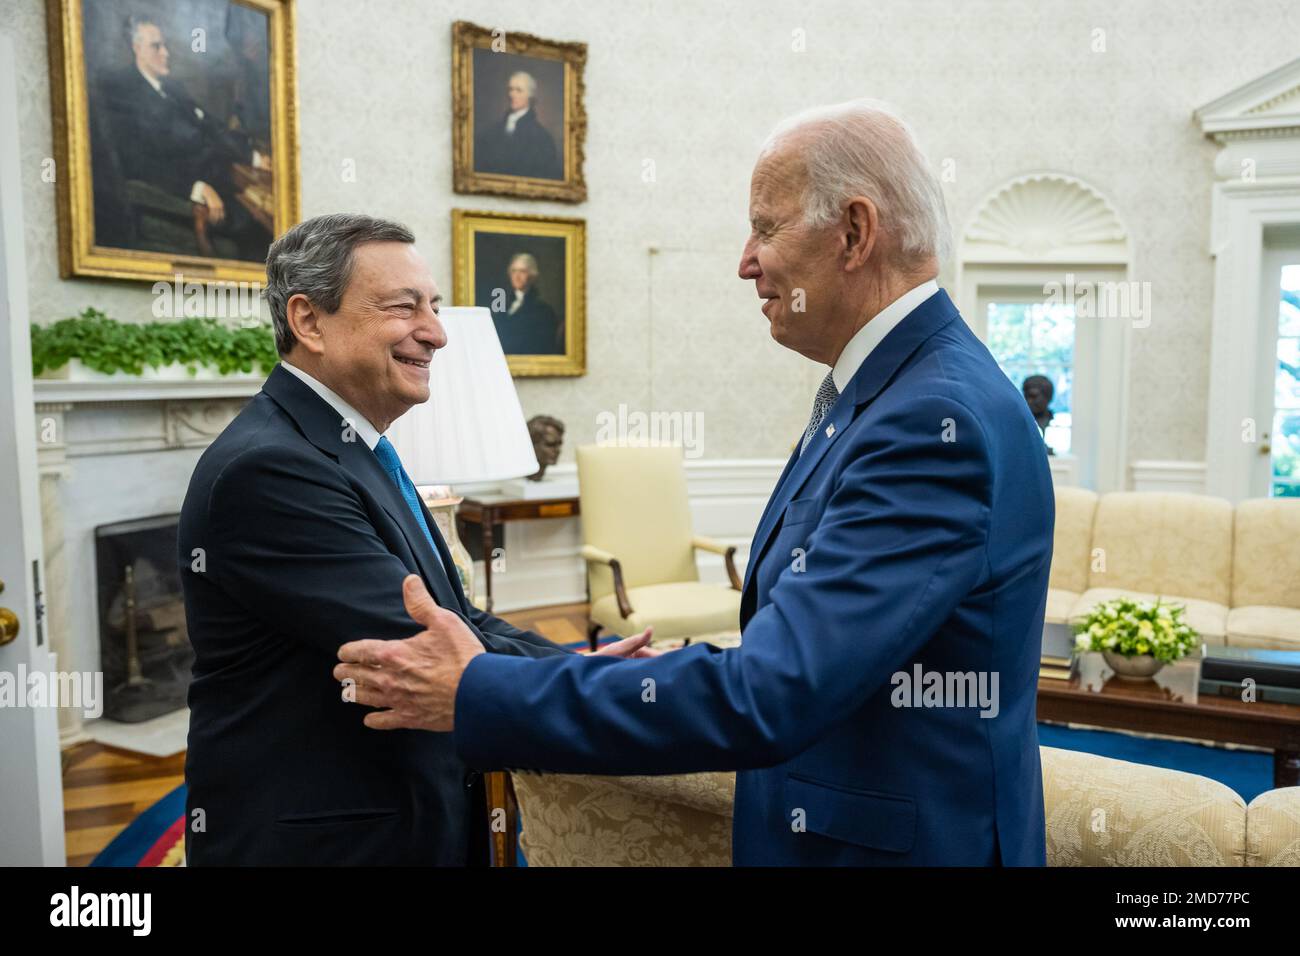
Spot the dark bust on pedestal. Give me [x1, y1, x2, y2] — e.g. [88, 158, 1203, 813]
[526, 415, 565, 480]
[1022, 375, 1055, 455]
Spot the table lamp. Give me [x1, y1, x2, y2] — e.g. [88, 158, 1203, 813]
[385, 305, 538, 602]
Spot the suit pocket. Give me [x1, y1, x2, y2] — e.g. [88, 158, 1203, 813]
[782, 497, 820, 529]
[785, 774, 916, 854]
[270, 807, 402, 865]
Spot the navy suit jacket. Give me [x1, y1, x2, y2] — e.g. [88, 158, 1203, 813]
[179, 365, 567, 866]
[455, 289, 1054, 865]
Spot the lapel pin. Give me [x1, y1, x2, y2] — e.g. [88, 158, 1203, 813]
[825, 423, 836, 439]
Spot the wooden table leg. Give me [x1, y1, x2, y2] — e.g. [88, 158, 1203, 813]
[481, 512, 495, 613]
[1275, 749, 1300, 789]
[485, 771, 519, 866]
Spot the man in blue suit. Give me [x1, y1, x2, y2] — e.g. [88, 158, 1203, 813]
[336, 101, 1055, 866]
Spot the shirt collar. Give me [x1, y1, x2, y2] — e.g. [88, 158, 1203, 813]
[281, 362, 383, 451]
[831, 279, 940, 394]
[137, 66, 164, 95]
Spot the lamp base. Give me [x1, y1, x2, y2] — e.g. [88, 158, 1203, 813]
[420, 487, 474, 600]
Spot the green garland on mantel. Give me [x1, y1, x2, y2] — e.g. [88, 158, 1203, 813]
[32, 308, 279, 377]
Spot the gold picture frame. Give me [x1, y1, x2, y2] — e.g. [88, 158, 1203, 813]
[46, 0, 300, 283]
[451, 20, 587, 203]
[453, 209, 586, 377]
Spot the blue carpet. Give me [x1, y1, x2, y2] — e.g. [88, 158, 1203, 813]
[1038, 723, 1273, 803]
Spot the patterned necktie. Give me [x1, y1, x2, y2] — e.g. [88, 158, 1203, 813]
[373, 436, 438, 552]
[800, 371, 840, 455]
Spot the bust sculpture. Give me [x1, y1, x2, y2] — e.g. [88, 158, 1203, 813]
[526, 414, 565, 481]
[1021, 375, 1055, 455]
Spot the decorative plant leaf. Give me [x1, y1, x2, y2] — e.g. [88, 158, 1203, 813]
[31, 308, 278, 378]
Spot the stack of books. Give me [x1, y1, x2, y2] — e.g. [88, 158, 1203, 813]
[1040, 622, 1076, 681]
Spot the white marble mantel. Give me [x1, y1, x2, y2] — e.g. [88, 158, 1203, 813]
[33, 377, 264, 747]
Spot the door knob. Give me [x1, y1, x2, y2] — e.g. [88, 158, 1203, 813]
[0, 580, 18, 646]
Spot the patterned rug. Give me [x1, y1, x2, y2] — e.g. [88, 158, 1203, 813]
[90, 783, 186, 867]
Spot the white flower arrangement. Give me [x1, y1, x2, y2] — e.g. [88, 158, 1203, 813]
[1073, 596, 1200, 663]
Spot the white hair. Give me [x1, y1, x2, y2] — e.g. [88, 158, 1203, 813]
[509, 71, 538, 99]
[760, 99, 951, 265]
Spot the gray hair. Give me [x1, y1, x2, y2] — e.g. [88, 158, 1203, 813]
[508, 252, 539, 278]
[509, 71, 537, 99]
[263, 213, 415, 356]
[125, 14, 160, 47]
[760, 99, 951, 266]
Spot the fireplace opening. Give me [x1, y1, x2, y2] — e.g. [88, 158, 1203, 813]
[94, 514, 194, 722]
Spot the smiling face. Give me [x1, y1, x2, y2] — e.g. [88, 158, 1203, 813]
[737, 145, 846, 363]
[133, 23, 170, 79]
[287, 241, 447, 432]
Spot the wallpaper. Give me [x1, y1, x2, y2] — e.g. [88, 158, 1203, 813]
[7, 0, 1300, 463]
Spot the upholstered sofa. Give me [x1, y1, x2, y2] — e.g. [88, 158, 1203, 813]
[1047, 491, 1300, 651]
[511, 746, 1300, 866]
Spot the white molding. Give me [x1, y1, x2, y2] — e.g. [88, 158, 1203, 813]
[1199, 61, 1300, 502]
[1195, 56, 1300, 143]
[1129, 460, 1207, 495]
[961, 171, 1131, 265]
[33, 375, 264, 404]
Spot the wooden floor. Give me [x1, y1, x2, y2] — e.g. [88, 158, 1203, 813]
[60, 602, 591, 866]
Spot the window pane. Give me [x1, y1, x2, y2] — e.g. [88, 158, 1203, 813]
[1271, 266, 1300, 496]
[986, 301, 1075, 457]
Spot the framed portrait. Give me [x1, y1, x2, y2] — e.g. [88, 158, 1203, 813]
[452, 209, 586, 377]
[46, 0, 300, 283]
[451, 20, 587, 203]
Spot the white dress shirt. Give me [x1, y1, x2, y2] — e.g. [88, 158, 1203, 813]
[831, 279, 940, 393]
[281, 362, 383, 451]
[504, 107, 529, 135]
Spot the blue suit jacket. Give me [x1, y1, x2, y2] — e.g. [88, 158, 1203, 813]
[456, 289, 1054, 865]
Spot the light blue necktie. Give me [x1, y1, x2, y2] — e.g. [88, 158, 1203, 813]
[373, 436, 438, 552]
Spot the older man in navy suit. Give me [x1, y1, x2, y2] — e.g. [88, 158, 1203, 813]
[336, 101, 1055, 866]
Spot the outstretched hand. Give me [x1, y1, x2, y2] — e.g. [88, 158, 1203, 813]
[334, 575, 483, 732]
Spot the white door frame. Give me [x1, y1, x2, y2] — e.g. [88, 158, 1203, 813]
[0, 32, 66, 866]
[1196, 56, 1300, 502]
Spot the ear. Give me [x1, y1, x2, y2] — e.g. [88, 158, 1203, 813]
[842, 196, 878, 271]
[284, 292, 326, 356]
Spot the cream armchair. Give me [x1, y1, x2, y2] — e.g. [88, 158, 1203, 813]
[577, 445, 742, 649]
[1068, 492, 1234, 641]
[1227, 498, 1300, 650]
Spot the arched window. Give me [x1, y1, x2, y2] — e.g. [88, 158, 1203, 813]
[956, 173, 1133, 491]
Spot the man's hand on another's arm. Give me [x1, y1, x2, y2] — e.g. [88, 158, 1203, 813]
[335, 575, 483, 732]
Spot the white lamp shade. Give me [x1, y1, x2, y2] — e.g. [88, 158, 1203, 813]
[386, 306, 539, 485]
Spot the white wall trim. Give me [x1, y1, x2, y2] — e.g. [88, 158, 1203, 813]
[1129, 460, 1208, 495]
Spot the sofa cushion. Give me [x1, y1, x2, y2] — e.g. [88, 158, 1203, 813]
[1051, 487, 1098, 594]
[1046, 588, 1079, 625]
[1232, 498, 1300, 609]
[1245, 787, 1300, 866]
[1087, 492, 1233, 605]
[1041, 746, 1245, 866]
[1070, 587, 1228, 642]
[1225, 606, 1300, 651]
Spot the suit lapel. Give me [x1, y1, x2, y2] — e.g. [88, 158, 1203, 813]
[261, 365, 462, 612]
[742, 290, 962, 612]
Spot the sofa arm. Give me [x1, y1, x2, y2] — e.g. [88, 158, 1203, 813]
[692, 535, 742, 590]
[579, 544, 634, 618]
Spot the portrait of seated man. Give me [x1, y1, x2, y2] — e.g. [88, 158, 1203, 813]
[88, 8, 274, 263]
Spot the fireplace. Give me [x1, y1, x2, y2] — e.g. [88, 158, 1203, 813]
[94, 514, 194, 722]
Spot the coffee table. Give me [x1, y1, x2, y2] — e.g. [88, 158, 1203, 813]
[1037, 675, 1300, 788]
